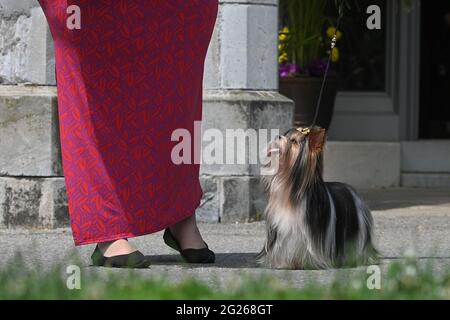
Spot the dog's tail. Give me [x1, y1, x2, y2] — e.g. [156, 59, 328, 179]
[345, 184, 380, 265]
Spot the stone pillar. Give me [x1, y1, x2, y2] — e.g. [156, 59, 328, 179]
[196, 0, 294, 222]
[0, 0, 64, 229]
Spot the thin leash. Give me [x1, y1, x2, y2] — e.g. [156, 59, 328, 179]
[300, 1, 345, 136]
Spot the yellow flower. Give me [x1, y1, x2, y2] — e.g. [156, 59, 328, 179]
[326, 27, 342, 40]
[279, 52, 288, 64]
[279, 33, 287, 42]
[331, 47, 340, 63]
[279, 26, 290, 42]
[278, 43, 286, 51]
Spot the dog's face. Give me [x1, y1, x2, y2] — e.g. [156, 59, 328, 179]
[267, 126, 326, 176]
[265, 126, 327, 205]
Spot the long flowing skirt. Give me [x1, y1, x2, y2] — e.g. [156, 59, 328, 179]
[38, 0, 218, 245]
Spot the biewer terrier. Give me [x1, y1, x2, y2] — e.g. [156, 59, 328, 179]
[257, 126, 378, 269]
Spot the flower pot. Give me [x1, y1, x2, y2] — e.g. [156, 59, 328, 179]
[279, 76, 337, 130]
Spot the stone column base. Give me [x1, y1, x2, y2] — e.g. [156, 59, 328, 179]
[0, 88, 294, 228]
[196, 90, 294, 222]
[0, 176, 68, 229]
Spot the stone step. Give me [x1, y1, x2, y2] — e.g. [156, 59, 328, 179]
[324, 141, 401, 188]
[402, 173, 450, 188]
[402, 141, 450, 173]
[1, 87, 429, 230]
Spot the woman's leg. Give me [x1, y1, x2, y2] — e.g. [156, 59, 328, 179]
[38, 1, 218, 262]
[169, 215, 206, 250]
[98, 212, 207, 256]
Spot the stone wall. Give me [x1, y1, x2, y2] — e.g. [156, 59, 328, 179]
[0, 0, 294, 228]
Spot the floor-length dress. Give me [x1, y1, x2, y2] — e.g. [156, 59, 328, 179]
[38, 0, 219, 245]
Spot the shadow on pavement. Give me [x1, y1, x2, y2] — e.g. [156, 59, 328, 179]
[145, 253, 260, 269]
[359, 188, 450, 210]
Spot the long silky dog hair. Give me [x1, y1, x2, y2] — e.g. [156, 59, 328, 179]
[257, 126, 378, 269]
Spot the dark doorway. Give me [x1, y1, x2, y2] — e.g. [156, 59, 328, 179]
[325, 0, 387, 92]
[419, 1, 450, 139]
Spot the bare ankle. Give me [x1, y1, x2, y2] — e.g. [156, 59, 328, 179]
[97, 239, 137, 257]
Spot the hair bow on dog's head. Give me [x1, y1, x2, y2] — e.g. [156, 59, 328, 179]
[296, 127, 311, 136]
[296, 127, 327, 152]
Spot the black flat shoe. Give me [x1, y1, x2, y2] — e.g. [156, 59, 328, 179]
[91, 245, 150, 268]
[163, 228, 215, 264]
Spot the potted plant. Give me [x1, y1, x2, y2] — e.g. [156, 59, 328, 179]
[278, 0, 343, 129]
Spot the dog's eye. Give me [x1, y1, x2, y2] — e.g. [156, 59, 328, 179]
[290, 139, 297, 144]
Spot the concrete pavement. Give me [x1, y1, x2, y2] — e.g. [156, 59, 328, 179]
[0, 188, 449, 289]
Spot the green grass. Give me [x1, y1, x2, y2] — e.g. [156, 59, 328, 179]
[0, 255, 448, 300]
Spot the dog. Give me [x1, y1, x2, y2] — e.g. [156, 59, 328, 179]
[257, 126, 378, 269]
